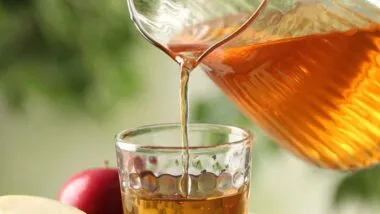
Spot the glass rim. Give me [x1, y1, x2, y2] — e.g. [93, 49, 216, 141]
[115, 123, 253, 150]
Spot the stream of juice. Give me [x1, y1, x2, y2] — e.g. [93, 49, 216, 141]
[179, 61, 192, 196]
[175, 2, 267, 196]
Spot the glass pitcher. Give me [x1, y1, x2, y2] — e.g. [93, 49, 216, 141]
[127, 0, 380, 170]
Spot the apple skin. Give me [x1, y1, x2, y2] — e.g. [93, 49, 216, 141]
[58, 168, 123, 214]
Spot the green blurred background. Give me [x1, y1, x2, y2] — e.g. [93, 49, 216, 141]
[1, 0, 380, 213]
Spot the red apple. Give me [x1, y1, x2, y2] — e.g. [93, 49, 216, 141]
[58, 161, 123, 214]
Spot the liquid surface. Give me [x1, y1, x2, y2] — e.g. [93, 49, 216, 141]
[122, 185, 249, 214]
[173, 26, 380, 170]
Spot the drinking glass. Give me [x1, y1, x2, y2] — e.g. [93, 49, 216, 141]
[115, 123, 253, 214]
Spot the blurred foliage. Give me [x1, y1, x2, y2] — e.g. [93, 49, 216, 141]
[0, 0, 142, 114]
[192, 95, 380, 208]
[334, 166, 380, 206]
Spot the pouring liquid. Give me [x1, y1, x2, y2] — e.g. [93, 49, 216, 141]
[174, 1, 268, 196]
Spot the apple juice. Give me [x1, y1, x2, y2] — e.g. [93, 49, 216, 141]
[122, 180, 249, 214]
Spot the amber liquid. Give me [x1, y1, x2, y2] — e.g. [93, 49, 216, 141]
[172, 26, 380, 170]
[122, 188, 249, 214]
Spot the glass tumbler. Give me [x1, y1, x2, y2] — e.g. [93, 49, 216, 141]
[115, 123, 253, 214]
